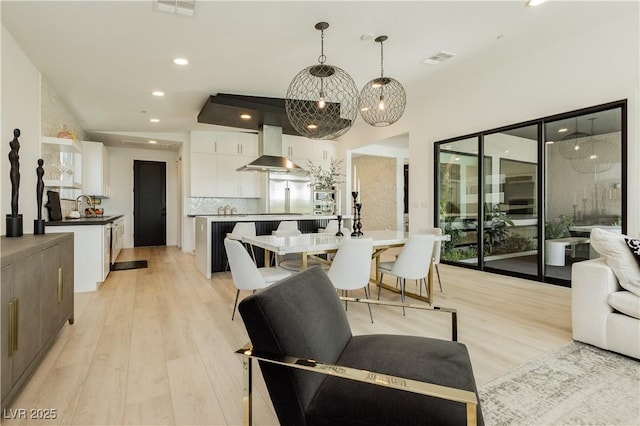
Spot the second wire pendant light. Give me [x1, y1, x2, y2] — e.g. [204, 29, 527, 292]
[360, 35, 406, 127]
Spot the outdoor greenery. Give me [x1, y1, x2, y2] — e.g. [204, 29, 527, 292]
[544, 214, 574, 239]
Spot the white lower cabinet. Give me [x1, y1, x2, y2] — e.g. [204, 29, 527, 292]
[46, 217, 123, 292]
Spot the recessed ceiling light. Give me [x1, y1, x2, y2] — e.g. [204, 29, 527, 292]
[504, 150, 509, 153]
[152, 91, 165, 97]
[527, 0, 547, 6]
[148, 140, 157, 144]
[240, 113, 252, 120]
[360, 33, 374, 41]
[558, 128, 568, 133]
[149, 118, 160, 123]
[173, 58, 189, 66]
[546, 140, 555, 144]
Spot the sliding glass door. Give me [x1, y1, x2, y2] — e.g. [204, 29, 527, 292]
[483, 125, 539, 277]
[434, 100, 626, 285]
[543, 107, 623, 281]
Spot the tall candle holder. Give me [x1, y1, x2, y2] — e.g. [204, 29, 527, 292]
[351, 191, 363, 237]
[335, 215, 344, 236]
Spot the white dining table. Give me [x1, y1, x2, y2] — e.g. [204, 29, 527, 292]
[242, 230, 449, 304]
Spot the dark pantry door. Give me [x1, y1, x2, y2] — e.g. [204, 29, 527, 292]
[133, 160, 166, 247]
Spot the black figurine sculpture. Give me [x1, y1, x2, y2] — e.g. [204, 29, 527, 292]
[34, 158, 45, 235]
[6, 128, 23, 237]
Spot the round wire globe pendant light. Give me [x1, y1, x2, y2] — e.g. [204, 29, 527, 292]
[359, 35, 406, 127]
[285, 22, 359, 140]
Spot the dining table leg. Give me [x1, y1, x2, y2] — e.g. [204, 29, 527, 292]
[427, 260, 434, 304]
[301, 252, 308, 270]
[264, 249, 271, 268]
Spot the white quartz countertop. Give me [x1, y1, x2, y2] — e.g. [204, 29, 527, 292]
[193, 214, 350, 222]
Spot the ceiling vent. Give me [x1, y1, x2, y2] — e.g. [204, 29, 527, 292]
[155, 0, 196, 17]
[421, 51, 456, 65]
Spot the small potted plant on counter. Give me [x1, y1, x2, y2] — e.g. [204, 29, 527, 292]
[307, 158, 344, 190]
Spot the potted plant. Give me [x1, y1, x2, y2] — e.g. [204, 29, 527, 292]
[307, 158, 344, 190]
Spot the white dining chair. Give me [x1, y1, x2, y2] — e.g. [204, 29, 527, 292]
[224, 238, 292, 320]
[377, 234, 435, 315]
[328, 238, 375, 323]
[418, 228, 443, 292]
[225, 222, 257, 270]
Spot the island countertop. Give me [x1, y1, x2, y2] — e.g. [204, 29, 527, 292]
[45, 214, 124, 226]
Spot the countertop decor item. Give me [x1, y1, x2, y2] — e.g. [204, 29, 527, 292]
[307, 158, 344, 190]
[6, 128, 23, 237]
[34, 158, 45, 234]
[285, 22, 359, 140]
[359, 35, 406, 127]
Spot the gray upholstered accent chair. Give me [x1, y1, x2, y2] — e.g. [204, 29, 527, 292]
[237, 267, 483, 426]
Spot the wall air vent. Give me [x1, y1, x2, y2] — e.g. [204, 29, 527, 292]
[421, 51, 456, 65]
[155, 0, 196, 17]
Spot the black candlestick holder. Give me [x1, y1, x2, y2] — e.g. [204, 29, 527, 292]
[351, 191, 363, 237]
[335, 215, 344, 236]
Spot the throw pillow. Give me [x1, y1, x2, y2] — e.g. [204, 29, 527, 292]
[625, 237, 640, 268]
[589, 228, 640, 297]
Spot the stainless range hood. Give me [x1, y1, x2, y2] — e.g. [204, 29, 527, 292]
[236, 125, 306, 173]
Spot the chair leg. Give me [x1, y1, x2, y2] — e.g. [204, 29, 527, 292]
[377, 273, 384, 300]
[435, 264, 443, 292]
[364, 286, 374, 323]
[344, 290, 348, 311]
[245, 242, 257, 265]
[399, 278, 406, 316]
[232, 289, 240, 321]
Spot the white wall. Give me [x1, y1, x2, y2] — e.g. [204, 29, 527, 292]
[1, 25, 42, 235]
[101, 147, 180, 248]
[341, 10, 640, 237]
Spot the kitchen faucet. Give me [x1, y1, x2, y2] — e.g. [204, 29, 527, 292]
[76, 194, 95, 212]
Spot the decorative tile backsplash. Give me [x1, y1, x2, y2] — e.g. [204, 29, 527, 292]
[189, 197, 262, 215]
[41, 77, 87, 140]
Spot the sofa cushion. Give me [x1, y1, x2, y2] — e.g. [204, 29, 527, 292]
[590, 228, 640, 297]
[624, 237, 640, 268]
[608, 291, 640, 320]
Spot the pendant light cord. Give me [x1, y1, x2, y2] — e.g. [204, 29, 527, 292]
[380, 40, 384, 78]
[318, 28, 326, 65]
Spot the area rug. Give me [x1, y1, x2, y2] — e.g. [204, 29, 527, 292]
[479, 341, 639, 426]
[110, 260, 148, 271]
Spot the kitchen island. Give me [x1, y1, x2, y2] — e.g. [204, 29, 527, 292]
[194, 214, 350, 278]
[46, 214, 124, 292]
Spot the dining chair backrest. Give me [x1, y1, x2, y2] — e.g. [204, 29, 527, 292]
[228, 222, 256, 241]
[224, 238, 269, 291]
[274, 229, 302, 237]
[391, 234, 435, 280]
[418, 227, 442, 264]
[328, 238, 374, 291]
[277, 221, 299, 232]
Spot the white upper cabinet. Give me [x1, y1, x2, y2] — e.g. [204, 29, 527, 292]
[190, 131, 262, 198]
[191, 131, 258, 156]
[314, 140, 337, 163]
[82, 141, 110, 197]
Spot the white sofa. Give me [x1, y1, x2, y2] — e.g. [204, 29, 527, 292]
[572, 257, 640, 359]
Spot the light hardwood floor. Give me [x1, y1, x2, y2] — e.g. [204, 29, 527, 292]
[4, 246, 572, 425]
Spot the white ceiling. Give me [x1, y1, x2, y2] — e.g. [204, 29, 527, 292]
[2, 1, 634, 151]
